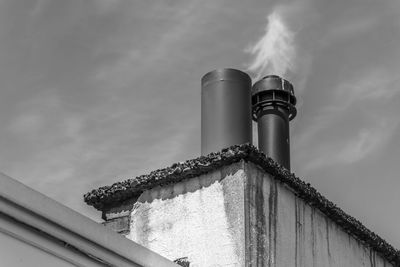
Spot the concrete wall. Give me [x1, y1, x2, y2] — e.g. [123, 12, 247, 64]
[244, 162, 394, 267]
[108, 161, 394, 267]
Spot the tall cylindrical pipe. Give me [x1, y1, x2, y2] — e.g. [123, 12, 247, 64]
[201, 68, 252, 155]
[252, 75, 297, 170]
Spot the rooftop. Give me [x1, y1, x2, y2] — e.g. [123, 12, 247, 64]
[84, 143, 400, 265]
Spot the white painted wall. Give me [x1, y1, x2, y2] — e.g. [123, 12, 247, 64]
[128, 167, 246, 266]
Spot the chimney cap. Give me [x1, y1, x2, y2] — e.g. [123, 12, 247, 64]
[252, 75, 295, 96]
[251, 75, 297, 121]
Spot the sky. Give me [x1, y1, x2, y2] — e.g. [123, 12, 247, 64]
[0, 0, 400, 248]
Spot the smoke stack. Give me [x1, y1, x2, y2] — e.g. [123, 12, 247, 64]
[252, 75, 297, 170]
[201, 68, 252, 155]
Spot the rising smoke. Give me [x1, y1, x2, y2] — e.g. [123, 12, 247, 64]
[246, 9, 296, 80]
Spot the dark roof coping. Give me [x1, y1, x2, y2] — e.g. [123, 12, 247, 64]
[83, 144, 400, 265]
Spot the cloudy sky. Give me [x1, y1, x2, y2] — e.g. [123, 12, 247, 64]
[1, 0, 400, 248]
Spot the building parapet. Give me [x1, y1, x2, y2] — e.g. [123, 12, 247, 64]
[84, 143, 400, 265]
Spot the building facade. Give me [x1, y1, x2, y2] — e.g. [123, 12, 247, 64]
[85, 144, 400, 266]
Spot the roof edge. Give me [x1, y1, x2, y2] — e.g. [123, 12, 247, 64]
[0, 172, 179, 267]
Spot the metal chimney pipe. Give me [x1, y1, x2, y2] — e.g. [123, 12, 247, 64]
[201, 68, 252, 155]
[252, 75, 297, 170]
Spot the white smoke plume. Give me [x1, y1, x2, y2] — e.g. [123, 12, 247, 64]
[246, 9, 296, 80]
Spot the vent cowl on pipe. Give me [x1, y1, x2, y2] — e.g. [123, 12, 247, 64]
[201, 68, 252, 156]
[252, 75, 297, 170]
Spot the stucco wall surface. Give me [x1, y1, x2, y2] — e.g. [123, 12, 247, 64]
[127, 163, 246, 266]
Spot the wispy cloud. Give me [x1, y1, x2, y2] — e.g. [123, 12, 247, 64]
[336, 71, 400, 103]
[303, 118, 398, 170]
[338, 122, 395, 164]
[319, 16, 379, 46]
[93, 0, 122, 14]
[30, 0, 49, 17]
[93, 0, 225, 88]
[296, 69, 400, 171]
[8, 113, 44, 134]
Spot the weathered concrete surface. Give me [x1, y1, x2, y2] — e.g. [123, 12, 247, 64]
[127, 163, 246, 266]
[244, 162, 394, 267]
[112, 161, 395, 266]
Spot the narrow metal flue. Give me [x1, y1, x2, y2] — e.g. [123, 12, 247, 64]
[201, 68, 252, 155]
[252, 75, 297, 170]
